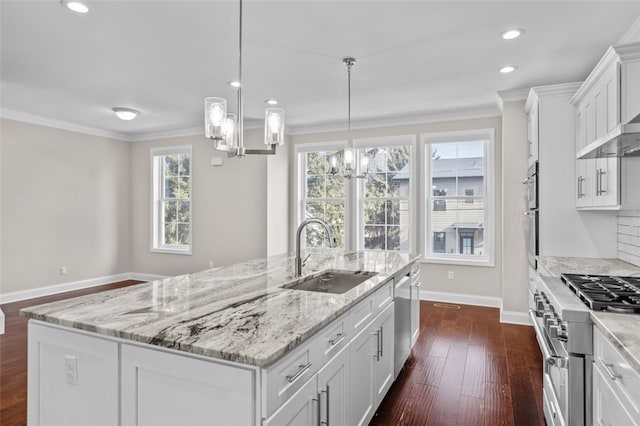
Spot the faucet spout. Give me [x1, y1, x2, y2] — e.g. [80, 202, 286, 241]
[295, 218, 335, 277]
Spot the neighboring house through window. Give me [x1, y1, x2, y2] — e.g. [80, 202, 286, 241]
[422, 129, 494, 265]
[151, 145, 192, 254]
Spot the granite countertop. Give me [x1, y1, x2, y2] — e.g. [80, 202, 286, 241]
[21, 250, 418, 367]
[536, 255, 640, 374]
[537, 256, 640, 278]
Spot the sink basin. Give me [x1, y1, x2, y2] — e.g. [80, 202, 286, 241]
[283, 270, 378, 294]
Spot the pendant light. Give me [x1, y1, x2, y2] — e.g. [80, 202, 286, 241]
[328, 57, 371, 180]
[204, 0, 284, 157]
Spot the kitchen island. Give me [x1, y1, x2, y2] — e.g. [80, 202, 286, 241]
[22, 250, 419, 426]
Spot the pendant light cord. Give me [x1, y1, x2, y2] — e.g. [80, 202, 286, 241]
[237, 0, 244, 150]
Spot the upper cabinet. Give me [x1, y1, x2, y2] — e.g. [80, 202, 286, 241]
[571, 42, 640, 210]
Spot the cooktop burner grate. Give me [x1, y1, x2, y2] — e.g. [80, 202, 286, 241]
[560, 273, 640, 313]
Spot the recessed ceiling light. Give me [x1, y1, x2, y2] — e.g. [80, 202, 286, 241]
[499, 65, 517, 74]
[112, 107, 140, 121]
[265, 99, 278, 105]
[501, 29, 524, 40]
[60, 0, 89, 14]
[228, 81, 241, 88]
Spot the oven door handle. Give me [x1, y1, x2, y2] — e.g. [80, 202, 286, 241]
[528, 310, 568, 369]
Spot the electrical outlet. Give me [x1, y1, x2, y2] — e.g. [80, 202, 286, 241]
[208, 260, 214, 269]
[64, 355, 78, 385]
[60, 266, 67, 275]
[447, 271, 454, 280]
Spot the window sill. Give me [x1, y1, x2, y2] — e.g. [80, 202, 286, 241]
[421, 256, 494, 267]
[150, 247, 192, 256]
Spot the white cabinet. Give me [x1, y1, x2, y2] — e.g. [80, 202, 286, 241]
[410, 264, 421, 347]
[572, 42, 640, 210]
[264, 375, 319, 426]
[317, 344, 349, 426]
[527, 97, 539, 167]
[120, 344, 256, 426]
[349, 302, 395, 426]
[27, 323, 119, 426]
[593, 326, 640, 424]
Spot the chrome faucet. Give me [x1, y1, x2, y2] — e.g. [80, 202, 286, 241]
[295, 218, 335, 277]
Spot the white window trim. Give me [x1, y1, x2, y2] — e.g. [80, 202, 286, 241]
[420, 129, 495, 267]
[293, 136, 417, 254]
[150, 145, 193, 255]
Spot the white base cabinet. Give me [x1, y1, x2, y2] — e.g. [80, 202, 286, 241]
[410, 264, 421, 347]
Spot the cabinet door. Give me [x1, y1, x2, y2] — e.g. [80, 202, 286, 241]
[264, 375, 318, 426]
[604, 63, 620, 134]
[593, 157, 619, 207]
[594, 84, 606, 141]
[584, 97, 596, 147]
[317, 345, 349, 426]
[121, 344, 255, 426]
[27, 323, 119, 426]
[373, 302, 395, 407]
[593, 362, 635, 426]
[528, 102, 539, 165]
[348, 321, 376, 426]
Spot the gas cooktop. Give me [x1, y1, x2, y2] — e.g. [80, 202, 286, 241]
[560, 273, 640, 314]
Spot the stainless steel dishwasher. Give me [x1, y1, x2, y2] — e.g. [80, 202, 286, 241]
[394, 272, 411, 379]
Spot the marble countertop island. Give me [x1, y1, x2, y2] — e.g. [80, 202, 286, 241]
[21, 250, 418, 367]
[537, 255, 640, 375]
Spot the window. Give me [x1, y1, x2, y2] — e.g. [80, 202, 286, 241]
[151, 145, 192, 254]
[360, 145, 412, 251]
[422, 129, 494, 265]
[300, 149, 346, 248]
[295, 136, 415, 253]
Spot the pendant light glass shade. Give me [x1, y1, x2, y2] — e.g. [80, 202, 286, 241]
[344, 147, 354, 170]
[222, 114, 237, 147]
[264, 108, 285, 145]
[204, 97, 227, 140]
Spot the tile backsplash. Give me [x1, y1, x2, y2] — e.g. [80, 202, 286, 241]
[618, 210, 640, 267]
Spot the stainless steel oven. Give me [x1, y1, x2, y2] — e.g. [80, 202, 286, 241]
[528, 270, 592, 426]
[524, 161, 538, 268]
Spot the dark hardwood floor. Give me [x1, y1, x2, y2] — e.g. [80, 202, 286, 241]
[0, 280, 142, 425]
[372, 301, 545, 426]
[1, 285, 544, 426]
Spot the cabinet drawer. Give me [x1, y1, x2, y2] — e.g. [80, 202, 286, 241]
[315, 312, 349, 367]
[349, 281, 393, 337]
[593, 361, 636, 426]
[263, 338, 318, 417]
[594, 326, 640, 418]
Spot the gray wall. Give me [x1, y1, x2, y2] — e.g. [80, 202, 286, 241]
[267, 136, 290, 256]
[1, 118, 131, 294]
[500, 100, 529, 314]
[129, 129, 270, 276]
[289, 116, 504, 301]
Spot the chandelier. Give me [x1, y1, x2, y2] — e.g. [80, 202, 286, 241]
[204, 0, 284, 157]
[328, 57, 370, 180]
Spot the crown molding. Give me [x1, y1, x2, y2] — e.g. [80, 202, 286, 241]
[287, 104, 500, 135]
[0, 108, 131, 141]
[497, 88, 529, 103]
[524, 82, 583, 113]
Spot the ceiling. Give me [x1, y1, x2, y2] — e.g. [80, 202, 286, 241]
[2, 1, 640, 141]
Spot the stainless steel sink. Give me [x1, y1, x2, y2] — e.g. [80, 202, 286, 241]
[283, 270, 378, 294]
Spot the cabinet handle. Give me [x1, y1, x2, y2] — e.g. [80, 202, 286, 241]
[602, 362, 621, 381]
[595, 169, 601, 196]
[577, 176, 585, 198]
[314, 393, 321, 426]
[320, 385, 330, 426]
[372, 330, 380, 361]
[328, 332, 345, 346]
[379, 326, 384, 358]
[286, 362, 312, 384]
[599, 169, 606, 195]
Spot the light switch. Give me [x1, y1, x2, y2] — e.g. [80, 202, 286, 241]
[64, 355, 78, 385]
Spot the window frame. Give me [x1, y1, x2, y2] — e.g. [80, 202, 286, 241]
[150, 145, 193, 255]
[420, 129, 494, 266]
[293, 136, 416, 254]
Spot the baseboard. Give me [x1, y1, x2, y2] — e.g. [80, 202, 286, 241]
[500, 310, 532, 326]
[0, 272, 167, 304]
[420, 290, 501, 308]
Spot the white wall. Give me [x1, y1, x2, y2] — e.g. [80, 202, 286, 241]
[267, 136, 290, 256]
[129, 129, 269, 276]
[0, 118, 131, 294]
[500, 100, 529, 314]
[289, 116, 503, 300]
